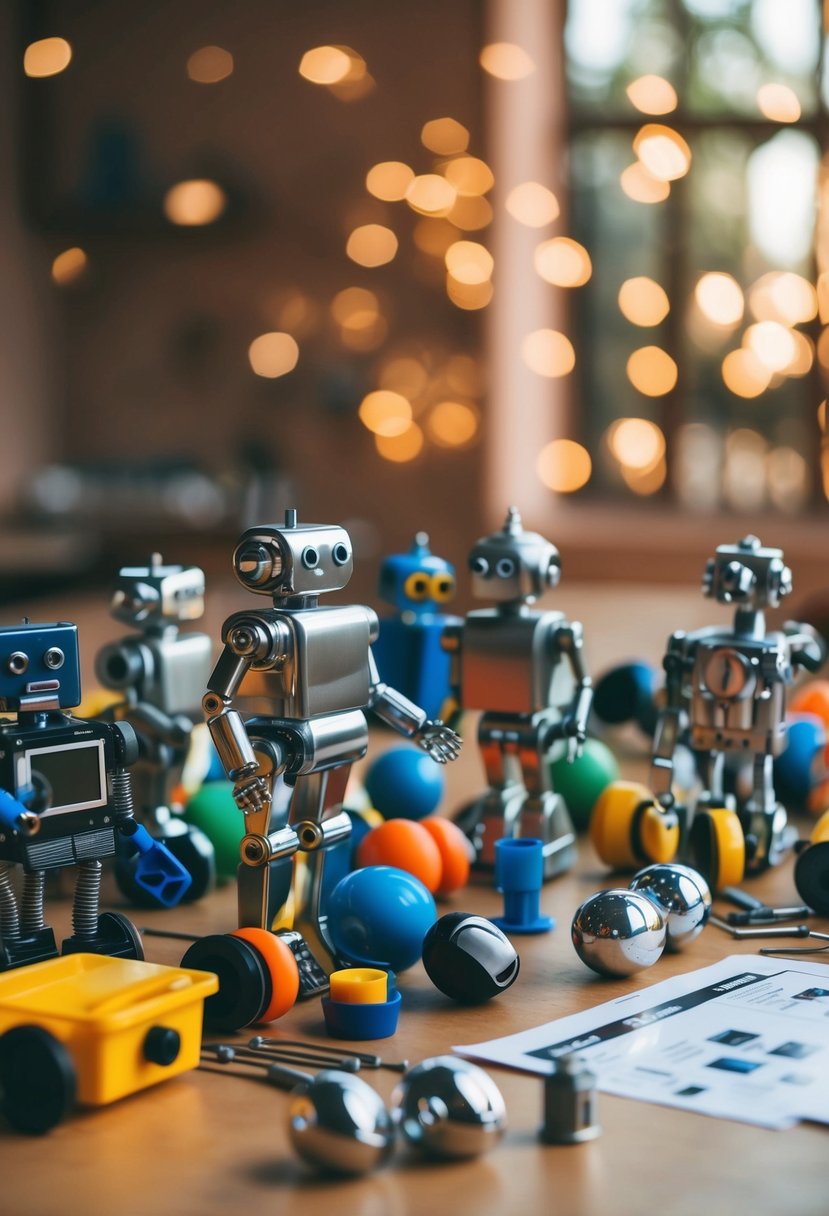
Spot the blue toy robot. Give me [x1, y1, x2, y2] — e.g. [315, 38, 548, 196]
[372, 532, 461, 721]
[0, 621, 191, 971]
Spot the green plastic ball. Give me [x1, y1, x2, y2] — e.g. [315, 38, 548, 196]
[184, 782, 242, 880]
[549, 738, 621, 832]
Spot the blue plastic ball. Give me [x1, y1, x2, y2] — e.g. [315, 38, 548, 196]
[364, 747, 445, 820]
[327, 865, 437, 972]
[775, 714, 826, 808]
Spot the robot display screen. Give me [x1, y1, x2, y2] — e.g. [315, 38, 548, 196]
[27, 741, 106, 814]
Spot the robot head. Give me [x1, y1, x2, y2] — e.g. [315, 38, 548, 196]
[233, 509, 353, 600]
[377, 532, 456, 617]
[468, 507, 561, 605]
[110, 555, 205, 627]
[702, 535, 792, 609]
[0, 622, 81, 711]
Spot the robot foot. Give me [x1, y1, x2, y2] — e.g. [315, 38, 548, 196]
[0, 927, 59, 972]
[62, 912, 144, 961]
[517, 792, 577, 880]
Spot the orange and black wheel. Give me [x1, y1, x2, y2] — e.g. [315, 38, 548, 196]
[229, 928, 299, 1022]
[181, 933, 269, 1032]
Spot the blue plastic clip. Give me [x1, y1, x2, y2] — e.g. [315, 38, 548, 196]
[126, 822, 193, 908]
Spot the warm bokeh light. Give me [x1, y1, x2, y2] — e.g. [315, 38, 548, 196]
[443, 156, 495, 197]
[626, 75, 678, 116]
[823, 447, 829, 503]
[378, 356, 429, 399]
[744, 321, 798, 372]
[521, 330, 576, 378]
[248, 332, 300, 378]
[331, 286, 379, 327]
[633, 124, 692, 182]
[358, 390, 412, 437]
[412, 218, 461, 257]
[536, 440, 592, 492]
[618, 277, 670, 327]
[607, 417, 666, 470]
[446, 353, 482, 396]
[757, 83, 801, 123]
[620, 162, 671, 204]
[421, 117, 469, 155]
[445, 241, 494, 285]
[724, 428, 767, 512]
[163, 179, 227, 225]
[479, 42, 536, 80]
[817, 328, 829, 369]
[267, 291, 320, 339]
[621, 458, 667, 496]
[818, 273, 829, 324]
[721, 348, 772, 398]
[819, 401, 827, 431]
[505, 182, 560, 227]
[427, 401, 480, 448]
[749, 271, 818, 325]
[24, 37, 72, 78]
[767, 446, 809, 512]
[51, 247, 88, 286]
[299, 45, 359, 85]
[187, 46, 234, 83]
[366, 161, 414, 202]
[346, 224, 398, 267]
[405, 174, 457, 216]
[695, 273, 744, 326]
[375, 424, 424, 462]
[447, 195, 493, 231]
[626, 346, 678, 396]
[781, 330, 814, 377]
[534, 237, 592, 288]
[446, 276, 494, 310]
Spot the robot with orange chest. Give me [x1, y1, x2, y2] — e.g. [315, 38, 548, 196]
[442, 507, 592, 880]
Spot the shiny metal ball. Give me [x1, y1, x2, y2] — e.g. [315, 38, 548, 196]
[629, 862, 712, 951]
[392, 1055, 506, 1160]
[571, 889, 666, 977]
[288, 1069, 395, 1176]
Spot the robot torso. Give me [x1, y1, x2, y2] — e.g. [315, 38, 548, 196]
[459, 608, 571, 716]
[687, 630, 790, 755]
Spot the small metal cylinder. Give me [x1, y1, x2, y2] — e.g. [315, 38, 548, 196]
[540, 1054, 601, 1145]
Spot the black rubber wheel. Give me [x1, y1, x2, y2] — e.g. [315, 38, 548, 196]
[0, 1025, 76, 1134]
[795, 841, 829, 917]
[63, 912, 144, 961]
[181, 934, 270, 1032]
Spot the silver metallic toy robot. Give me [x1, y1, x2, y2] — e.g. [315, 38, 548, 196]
[650, 535, 824, 884]
[442, 507, 592, 879]
[201, 509, 461, 967]
[94, 556, 216, 903]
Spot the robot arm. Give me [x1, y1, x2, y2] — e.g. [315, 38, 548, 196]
[550, 622, 593, 761]
[367, 650, 462, 764]
[784, 620, 826, 674]
[650, 632, 690, 805]
[438, 621, 463, 725]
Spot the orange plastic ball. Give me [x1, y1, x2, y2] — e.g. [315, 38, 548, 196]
[357, 819, 443, 893]
[791, 681, 829, 728]
[420, 816, 472, 896]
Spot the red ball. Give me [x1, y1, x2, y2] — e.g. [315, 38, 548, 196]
[357, 819, 443, 893]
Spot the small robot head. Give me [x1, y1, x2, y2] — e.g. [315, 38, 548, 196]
[468, 507, 561, 605]
[702, 535, 792, 610]
[110, 555, 205, 628]
[233, 509, 353, 600]
[377, 532, 456, 617]
[0, 621, 81, 711]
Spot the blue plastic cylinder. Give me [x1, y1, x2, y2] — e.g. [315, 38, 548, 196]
[492, 838, 553, 935]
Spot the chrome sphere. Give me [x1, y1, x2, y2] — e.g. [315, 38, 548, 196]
[392, 1055, 506, 1160]
[288, 1069, 395, 1176]
[571, 889, 666, 977]
[629, 862, 712, 951]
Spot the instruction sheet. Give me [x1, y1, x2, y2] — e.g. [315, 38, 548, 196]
[454, 955, 829, 1129]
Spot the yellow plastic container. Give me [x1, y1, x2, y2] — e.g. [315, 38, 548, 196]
[0, 953, 218, 1107]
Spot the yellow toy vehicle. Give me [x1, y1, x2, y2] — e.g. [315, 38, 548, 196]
[0, 952, 218, 1133]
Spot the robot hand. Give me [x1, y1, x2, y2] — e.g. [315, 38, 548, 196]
[414, 721, 462, 764]
[233, 774, 272, 815]
[561, 714, 587, 762]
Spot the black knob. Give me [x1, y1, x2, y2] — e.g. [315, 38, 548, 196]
[143, 1026, 180, 1066]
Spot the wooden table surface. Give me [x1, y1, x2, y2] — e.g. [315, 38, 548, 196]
[0, 582, 827, 1215]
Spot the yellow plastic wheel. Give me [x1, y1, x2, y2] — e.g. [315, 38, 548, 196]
[689, 807, 745, 891]
[810, 807, 829, 844]
[590, 780, 656, 868]
[638, 802, 681, 863]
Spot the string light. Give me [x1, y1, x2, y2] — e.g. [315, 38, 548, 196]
[163, 180, 227, 225]
[479, 43, 536, 80]
[23, 38, 72, 78]
[536, 439, 591, 492]
[248, 333, 300, 378]
[187, 46, 234, 83]
[51, 247, 88, 286]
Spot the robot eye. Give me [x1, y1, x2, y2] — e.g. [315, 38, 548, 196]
[6, 652, 29, 676]
[235, 541, 282, 587]
[404, 572, 431, 600]
[332, 542, 351, 566]
[430, 573, 455, 603]
[301, 546, 320, 569]
[469, 556, 489, 576]
[43, 648, 65, 670]
[496, 558, 516, 578]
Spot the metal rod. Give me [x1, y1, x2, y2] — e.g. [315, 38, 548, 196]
[249, 1034, 409, 1073]
[140, 926, 201, 941]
